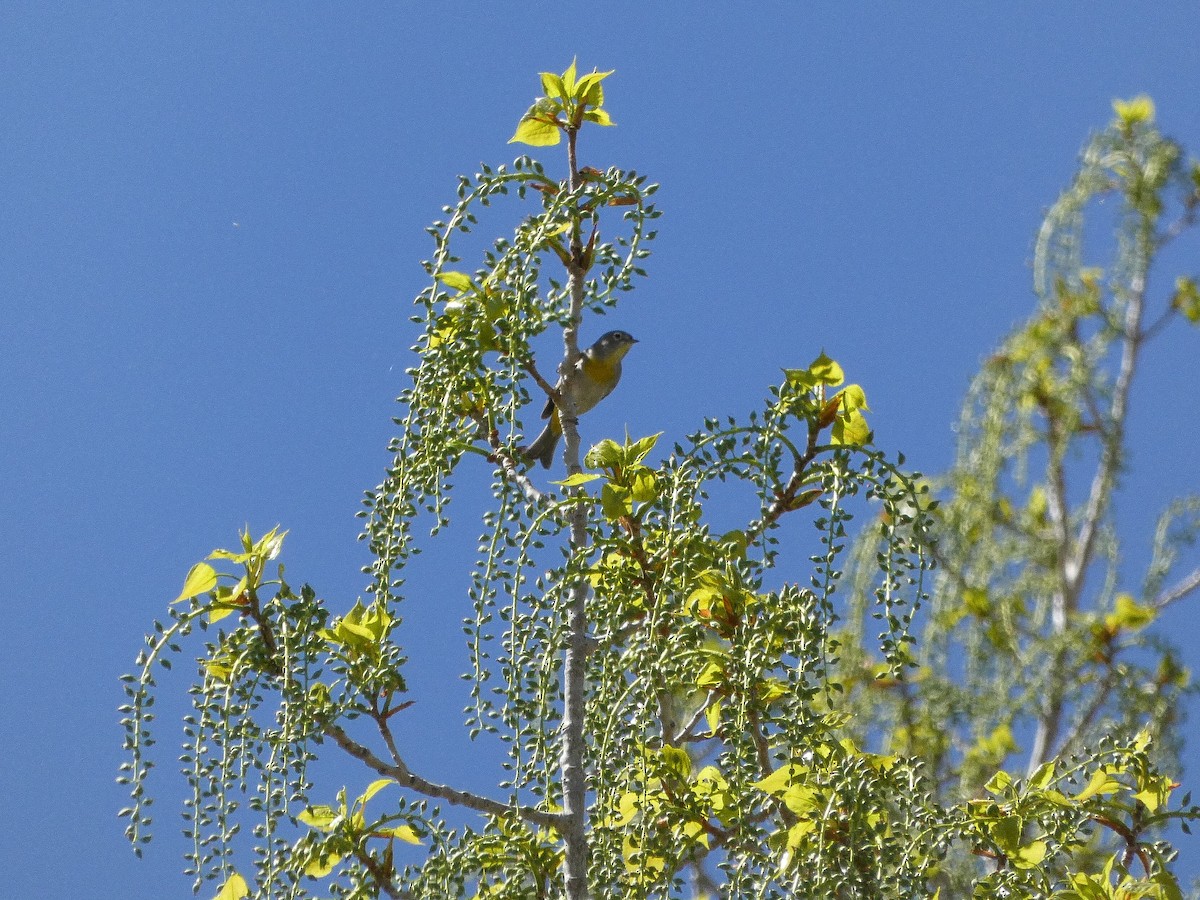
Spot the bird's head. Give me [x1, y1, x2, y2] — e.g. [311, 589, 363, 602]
[589, 330, 638, 363]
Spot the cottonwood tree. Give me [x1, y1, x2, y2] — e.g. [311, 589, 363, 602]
[120, 69, 1200, 899]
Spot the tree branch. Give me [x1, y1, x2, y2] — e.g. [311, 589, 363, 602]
[1152, 566, 1200, 611]
[558, 121, 592, 900]
[322, 721, 562, 831]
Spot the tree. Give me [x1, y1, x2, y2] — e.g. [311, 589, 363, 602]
[120, 69, 1200, 899]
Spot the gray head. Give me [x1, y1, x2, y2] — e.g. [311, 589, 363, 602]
[589, 330, 638, 360]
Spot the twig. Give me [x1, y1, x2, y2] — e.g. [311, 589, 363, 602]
[753, 420, 821, 539]
[1152, 566, 1200, 611]
[522, 359, 561, 405]
[322, 721, 561, 830]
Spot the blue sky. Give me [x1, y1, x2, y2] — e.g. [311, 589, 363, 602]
[3, 5, 1200, 895]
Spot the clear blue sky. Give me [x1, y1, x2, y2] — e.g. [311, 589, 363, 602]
[3, 5, 1200, 896]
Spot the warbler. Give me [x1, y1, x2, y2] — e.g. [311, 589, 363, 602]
[523, 330, 638, 468]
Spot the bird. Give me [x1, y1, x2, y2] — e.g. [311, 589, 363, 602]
[523, 330, 638, 468]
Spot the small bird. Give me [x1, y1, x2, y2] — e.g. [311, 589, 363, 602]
[524, 330, 638, 468]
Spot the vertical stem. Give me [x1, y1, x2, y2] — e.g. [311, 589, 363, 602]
[1026, 218, 1150, 776]
[559, 123, 591, 900]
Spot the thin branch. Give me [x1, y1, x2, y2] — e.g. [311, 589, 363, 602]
[522, 359, 561, 405]
[1054, 668, 1117, 763]
[1152, 566, 1200, 611]
[483, 421, 546, 504]
[751, 420, 821, 541]
[673, 692, 718, 745]
[354, 846, 406, 900]
[1069, 257, 1147, 590]
[322, 721, 562, 831]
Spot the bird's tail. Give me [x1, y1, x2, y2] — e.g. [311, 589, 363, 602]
[522, 424, 558, 469]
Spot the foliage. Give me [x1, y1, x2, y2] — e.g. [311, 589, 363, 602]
[120, 69, 1200, 899]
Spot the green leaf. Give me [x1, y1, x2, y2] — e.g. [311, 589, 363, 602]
[575, 69, 614, 107]
[601, 483, 632, 520]
[540, 71, 566, 100]
[583, 107, 614, 127]
[1113, 94, 1155, 126]
[509, 115, 561, 147]
[836, 384, 869, 412]
[1076, 767, 1123, 802]
[627, 432, 662, 465]
[1011, 839, 1048, 869]
[831, 408, 870, 446]
[435, 271, 475, 293]
[585, 438, 624, 470]
[991, 814, 1022, 852]
[629, 467, 658, 503]
[1171, 276, 1200, 323]
[212, 873, 249, 900]
[808, 352, 845, 386]
[298, 805, 339, 831]
[175, 562, 217, 603]
[1029, 761, 1056, 791]
[983, 769, 1013, 796]
[1105, 593, 1156, 632]
[381, 824, 422, 845]
[718, 530, 748, 558]
[357, 778, 395, 809]
[551, 472, 602, 488]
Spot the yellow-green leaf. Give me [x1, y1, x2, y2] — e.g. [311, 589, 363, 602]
[991, 814, 1022, 852]
[1105, 593, 1156, 633]
[1029, 761, 1056, 791]
[509, 116, 561, 147]
[298, 805, 338, 831]
[358, 778, 395, 808]
[381, 824, 422, 845]
[1113, 94, 1155, 126]
[1133, 772, 1176, 812]
[600, 483, 632, 520]
[304, 850, 344, 878]
[435, 271, 475, 293]
[831, 408, 870, 446]
[808, 352, 844, 386]
[551, 472, 602, 488]
[705, 699, 722, 736]
[753, 763, 807, 796]
[575, 69, 614, 107]
[1174, 276, 1200, 323]
[212, 873, 249, 900]
[1011, 839, 1048, 869]
[585, 438, 624, 470]
[629, 467, 658, 503]
[836, 384, 869, 412]
[1076, 767, 1122, 802]
[583, 107, 614, 127]
[627, 432, 661, 465]
[983, 770, 1013, 797]
[540, 71, 566, 100]
[175, 562, 217, 604]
